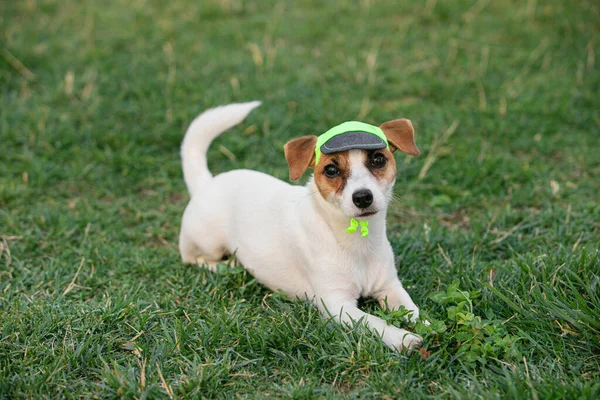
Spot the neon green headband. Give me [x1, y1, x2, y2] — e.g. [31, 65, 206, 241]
[315, 121, 389, 164]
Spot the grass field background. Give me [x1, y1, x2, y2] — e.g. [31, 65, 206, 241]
[1, 0, 599, 398]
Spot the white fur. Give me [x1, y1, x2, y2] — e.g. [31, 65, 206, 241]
[179, 102, 423, 352]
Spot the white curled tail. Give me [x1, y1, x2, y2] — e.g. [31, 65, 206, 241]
[181, 101, 261, 196]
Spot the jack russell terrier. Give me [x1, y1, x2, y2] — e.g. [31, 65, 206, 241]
[179, 101, 424, 352]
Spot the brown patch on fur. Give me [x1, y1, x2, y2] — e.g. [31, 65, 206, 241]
[365, 149, 397, 184]
[284, 135, 318, 181]
[314, 152, 350, 200]
[380, 119, 420, 156]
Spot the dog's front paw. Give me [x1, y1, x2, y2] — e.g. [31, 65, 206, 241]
[401, 332, 424, 353]
[383, 327, 423, 354]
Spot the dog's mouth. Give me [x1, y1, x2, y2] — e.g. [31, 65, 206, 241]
[358, 211, 377, 217]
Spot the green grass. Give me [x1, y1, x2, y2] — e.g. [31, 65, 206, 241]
[1, 0, 599, 398]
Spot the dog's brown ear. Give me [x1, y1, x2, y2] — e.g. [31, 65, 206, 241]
[380, 119, 420, 156]
[284, 136, 318, 181]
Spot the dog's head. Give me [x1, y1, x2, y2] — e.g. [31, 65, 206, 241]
[284, 119, 420, 219]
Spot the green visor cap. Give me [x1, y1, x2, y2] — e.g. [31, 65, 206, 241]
[315, 121, 388, 164]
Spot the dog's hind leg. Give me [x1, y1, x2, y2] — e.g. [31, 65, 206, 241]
[179, 198, 230, 271]
[179, 231, 227, 271]
[179, 232, 201, 264]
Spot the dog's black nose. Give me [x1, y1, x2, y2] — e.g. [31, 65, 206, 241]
[352, 189, 373, 209]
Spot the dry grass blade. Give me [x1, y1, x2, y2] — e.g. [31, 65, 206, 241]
[437, 244, 453, 267]
[2, 49, 36, 80]
[139, 358, 146, 390]
[63, 258, 85, 295]
[419, 120, 460, 180]
[0, 236, 22, 267]
[218, 145, 237, 161]
[156, 362, 174, 399]
[489, 218, 529, 245]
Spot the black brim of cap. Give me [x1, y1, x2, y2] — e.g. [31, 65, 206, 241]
[320, 131, 387, 154]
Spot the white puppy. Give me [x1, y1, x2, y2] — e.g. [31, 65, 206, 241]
[179, 101, 424, 351]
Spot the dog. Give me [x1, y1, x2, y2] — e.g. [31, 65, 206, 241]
[179, 101, 424, 352]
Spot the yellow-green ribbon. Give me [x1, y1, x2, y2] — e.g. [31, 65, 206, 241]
[346, 218, 369, 237]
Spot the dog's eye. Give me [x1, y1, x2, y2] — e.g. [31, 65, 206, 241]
[324, 164, 340, 178]
[371, 153, 387, 168]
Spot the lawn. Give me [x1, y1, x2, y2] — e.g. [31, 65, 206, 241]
[1, 0, 599, 398]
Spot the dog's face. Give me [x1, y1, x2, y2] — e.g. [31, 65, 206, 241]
[284, 119, 420, 219]
[313, 148, 396, 218]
